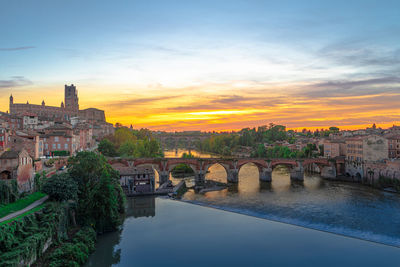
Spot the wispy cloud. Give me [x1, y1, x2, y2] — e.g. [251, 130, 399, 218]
[0, 46, 35, 51]
[0, 76, 33, 88]
[106, 95, 176, 108]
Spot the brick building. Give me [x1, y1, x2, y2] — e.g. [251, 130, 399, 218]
[345, 135, 388, 162]
[323, 139, 345, 158]
[0, 149, 34, 192]
[9, 132, 43, 159]
[345, 137, 364, 162]
[0, 111, 23, 130]
[386, 134, 400, 159]
[40, 123, 79, 156]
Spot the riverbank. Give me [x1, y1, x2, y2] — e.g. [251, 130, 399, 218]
[86, 197, 400, 266]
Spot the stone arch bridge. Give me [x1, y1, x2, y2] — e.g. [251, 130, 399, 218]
[156, 134, 209, 149]
[109, 158, 341, 186]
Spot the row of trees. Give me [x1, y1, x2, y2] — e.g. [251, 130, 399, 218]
[196, 123, 328, 158]
[196, 124, 291, 156]
[251, 144, 320, 158]
[98, 127, 163, 158]
[197, 134, 240, 156]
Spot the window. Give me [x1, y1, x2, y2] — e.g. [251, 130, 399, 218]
[54, 136, 59, 142]
[45, 144, 48, 149]
[57, 143, 61, 149]
[64, 144, 68, 149]
[52, 144, 56, 149]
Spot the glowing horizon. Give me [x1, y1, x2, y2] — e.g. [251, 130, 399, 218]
[1, 1, 400, 132]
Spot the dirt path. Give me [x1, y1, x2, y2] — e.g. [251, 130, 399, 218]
[0, 195, 49, 223]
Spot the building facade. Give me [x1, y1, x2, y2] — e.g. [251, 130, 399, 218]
[386, 134, 400, 159]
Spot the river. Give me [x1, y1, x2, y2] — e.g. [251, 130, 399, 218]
[86, 150, 400, 266]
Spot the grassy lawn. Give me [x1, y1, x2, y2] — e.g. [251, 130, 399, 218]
[0, 192, 47, 218]
[0, 203, 45, 226]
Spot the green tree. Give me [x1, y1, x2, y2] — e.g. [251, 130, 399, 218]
[329, 126, 339, 132]
[181, 152, 195, 158]
[68, 152, 125, 232]
[86, 171, 121, 232]
[118, 140, 136, 157]
[98, 139, 118, 157]
[42, 174, 78, 202]
[113, 127, 136, 148]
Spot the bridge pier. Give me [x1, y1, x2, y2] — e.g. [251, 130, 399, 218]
[227, 169, 239, 183]
[259, 167, 272, 182]
[321, 165, 337, 179]
[195, 171, 206, 187]
[159, 171, 169, 185]
[290, 164, 304, 181]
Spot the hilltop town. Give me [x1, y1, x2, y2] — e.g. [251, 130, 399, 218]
[0, 84, 114, 191]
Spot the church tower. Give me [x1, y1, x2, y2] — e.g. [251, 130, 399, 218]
[9, 94, 13, 114]
[64, 84, 79, 113]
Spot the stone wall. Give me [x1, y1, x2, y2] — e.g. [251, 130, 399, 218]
[363, 135, 388, 162]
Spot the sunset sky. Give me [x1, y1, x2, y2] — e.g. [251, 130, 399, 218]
[1, 0, 400, 131]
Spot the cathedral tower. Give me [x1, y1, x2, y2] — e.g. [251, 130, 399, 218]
[64, 84, 79, 113]
[9, 94, 13, 114]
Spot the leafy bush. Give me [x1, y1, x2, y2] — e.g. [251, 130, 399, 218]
[52, 150, 69, 156]
[44, 158, 55, 167]
[42, 174, 78, 202]
[34, 171, 47, 192]
[49, 242, 88, 266]
[72, 226, 97, 252]
[0, 202, 69, 267]
[0, 179, 18, 205]
[48, 226, 97, 267]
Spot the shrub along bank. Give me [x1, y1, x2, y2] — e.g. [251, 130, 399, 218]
[0, 151, 126, 267]
[0, 179, 19, 206]
[0, 202, 69, 267]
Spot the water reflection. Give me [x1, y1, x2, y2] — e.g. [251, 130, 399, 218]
[85, 229, 122, 267]
[126, 196, 155, 218]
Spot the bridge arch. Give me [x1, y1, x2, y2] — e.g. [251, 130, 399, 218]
[204, 162, 229, 182]
[167, 162, 197, 174]
[271, 162, 296, 172]
[237, 161, 270, 183]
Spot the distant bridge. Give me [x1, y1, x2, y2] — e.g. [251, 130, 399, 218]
[155, 134, 210, 148]
[109, 157, 344, 186]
